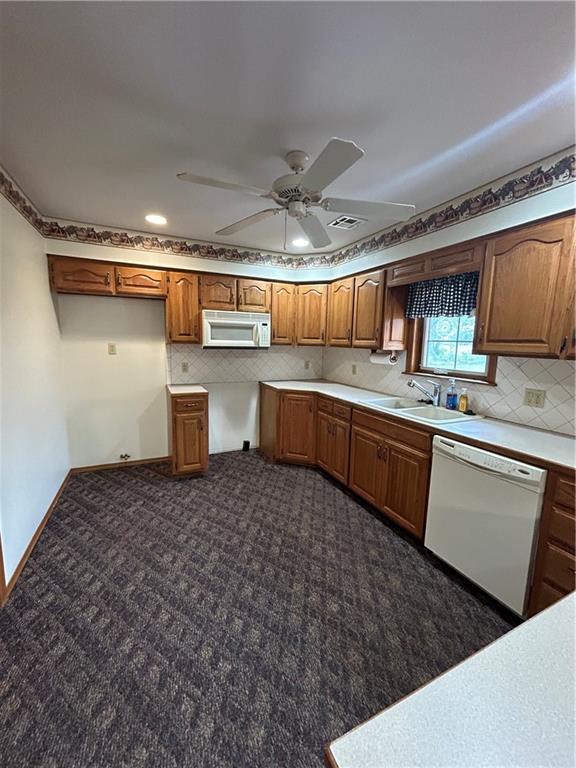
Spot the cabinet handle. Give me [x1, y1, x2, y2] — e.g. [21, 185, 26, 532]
[478, 321, 485, 342]
[377, 443, 382, 459]
[374, 327, 380, 339]
[382, 445, 388, 462]
[347, 328, 351, 341]
[321, 330, 325, 342]
[560, 335, 568, 354]
[105, 272, 111, 286]
[116, 272, 122, 287]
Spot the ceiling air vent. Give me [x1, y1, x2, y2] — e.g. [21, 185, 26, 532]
[328, 215, 366, 230]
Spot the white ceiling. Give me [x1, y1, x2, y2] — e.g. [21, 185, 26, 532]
[1, 2, 574, 255]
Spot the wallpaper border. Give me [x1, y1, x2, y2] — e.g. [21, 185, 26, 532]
[1, 148, 574, 270]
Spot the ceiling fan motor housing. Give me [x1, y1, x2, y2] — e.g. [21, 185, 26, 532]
[287, 200, 307, 219]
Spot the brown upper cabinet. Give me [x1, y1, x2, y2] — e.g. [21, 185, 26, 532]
[49, 256, 115, 295]
[387, 243, 484, 287]
[271, 283, 295, 344]
[327, 278, 355, 346]
[199, 274, 237, 310]
[474, 217, 575, 357]
[115, 266, 167, 298]
[237, 278, 271, 312]
[296, 284, 328, 345]
[381, 283, 408, 351]
[166, 272, 200, 343]
[352, 270, 384, 348]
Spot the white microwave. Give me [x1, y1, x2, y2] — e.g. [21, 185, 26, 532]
[202, 310, 271, 348]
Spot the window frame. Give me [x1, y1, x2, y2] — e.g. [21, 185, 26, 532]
[405, 318, 498, 385]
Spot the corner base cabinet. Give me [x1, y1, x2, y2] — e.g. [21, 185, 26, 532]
[169, 390, 209, 475]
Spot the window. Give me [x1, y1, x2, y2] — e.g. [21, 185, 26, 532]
[405, 314, 497, 383]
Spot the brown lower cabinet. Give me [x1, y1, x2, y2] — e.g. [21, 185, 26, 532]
[528, 469, 576, 615]
[349, 412, 431, 539]
[316, 401, 351, 484]
[260, 385, 431, 539]
[169, 392, 209, 475]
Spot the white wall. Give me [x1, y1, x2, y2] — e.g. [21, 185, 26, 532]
[58, 295, 169, 467]
[0, 198, 70, 582]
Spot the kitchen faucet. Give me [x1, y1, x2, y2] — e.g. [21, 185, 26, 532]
[407, 378, 442, 406]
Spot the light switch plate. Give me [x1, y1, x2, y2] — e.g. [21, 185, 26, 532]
[304, 360, 310, 370]
[181, 362, 189, 373]
[352, 364, 357, 375]
[107, 343, 117, 355]
[524, 388, 546, 408]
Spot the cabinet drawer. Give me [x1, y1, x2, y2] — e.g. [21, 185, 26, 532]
[333, 402, 352, 421]
[549, 505, 575, 551]
[534, 580, 568, 613]
[173, 396, 207, 414]
[542, 543, 576, 593]
[554, 475, 575, 511]
[317, 396, 333, 414]
[353, 409, 431, 452]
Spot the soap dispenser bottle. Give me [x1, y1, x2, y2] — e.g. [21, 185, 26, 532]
[458, 387, 469, 413]
[446, 378, 458, 410]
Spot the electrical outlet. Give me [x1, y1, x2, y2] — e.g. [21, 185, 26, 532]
[304, 360, 310, 370]
[107, 343, 117, 355]
[181, 362, 189, 373]
[352, 364, 357, 375]
[524, 388, 546, 408]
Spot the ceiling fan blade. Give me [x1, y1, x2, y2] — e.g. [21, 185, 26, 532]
[215, 208, 280, 236]
[322, 197, 416, 221]
[177, 173, 269, 198]
[301, 138, 364, 192]
[298, 213, 332, 249]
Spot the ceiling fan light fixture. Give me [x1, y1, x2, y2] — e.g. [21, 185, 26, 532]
[292, 237, 310, 248]
[145, 213, 167, 226]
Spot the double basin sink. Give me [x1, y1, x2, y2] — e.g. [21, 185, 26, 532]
[363, 397, 483, 424]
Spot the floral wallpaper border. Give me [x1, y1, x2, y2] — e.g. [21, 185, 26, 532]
[1, 148, 574, 270]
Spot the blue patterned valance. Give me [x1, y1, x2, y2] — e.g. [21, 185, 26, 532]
[406, 271, 479, 318]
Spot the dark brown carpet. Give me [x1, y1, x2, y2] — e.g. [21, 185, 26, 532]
[0, 451, 513, 768]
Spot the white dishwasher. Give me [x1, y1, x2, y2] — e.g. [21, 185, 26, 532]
[425, 436, 547, 616]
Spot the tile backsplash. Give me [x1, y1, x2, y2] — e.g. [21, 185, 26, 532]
[169, 344, 323, 384]
[323, 348, 576, 436]
[168, 344, 575, 435]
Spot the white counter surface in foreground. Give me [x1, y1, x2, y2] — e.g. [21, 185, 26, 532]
[167, 384, 208, 395]
[327, 594, 575, 768]
[260, 380, 575, 469]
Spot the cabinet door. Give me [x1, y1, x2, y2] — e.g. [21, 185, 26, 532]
[474, 217, 574, 357]
[327, 278, 355, 346]
[271, 283, 295, 344]
[166, 272, 200, 343]
[381, 284, 408, 351]
[378, 439, 430, 540]
[316, 411, 332, 472]
[49, 257, 115, 295]
[173, 412, 208, 474]
[296, 284, 328, 345]
[279, 393, 315, 463]
[352, 271, 384, 348]
[115, 266, 167, 297]
[349, 425, 384, 506]
[238, 279, 271, 313]
[331, 417, 351, 485]
[200, 275, 237, 310]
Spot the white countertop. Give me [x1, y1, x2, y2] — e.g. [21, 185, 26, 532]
[167, 384, 208, 395]
[261, 380, 575, 469]
[327, 594, 576, 768]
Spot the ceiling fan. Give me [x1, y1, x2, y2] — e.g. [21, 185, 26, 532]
[177, 138, 415, 249]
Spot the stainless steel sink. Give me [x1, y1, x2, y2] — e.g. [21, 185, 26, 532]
[364, 397, 421, 410]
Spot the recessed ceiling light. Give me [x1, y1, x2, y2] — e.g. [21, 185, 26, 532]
[145, 213, 167, 226]
[292, 237, 309, 247]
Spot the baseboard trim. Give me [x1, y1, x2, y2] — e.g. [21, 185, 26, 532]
[71, 455, 171, 474]
[1, 469, 72, 607]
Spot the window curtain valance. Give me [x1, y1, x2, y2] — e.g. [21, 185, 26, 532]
[405, 271, 479, 319]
